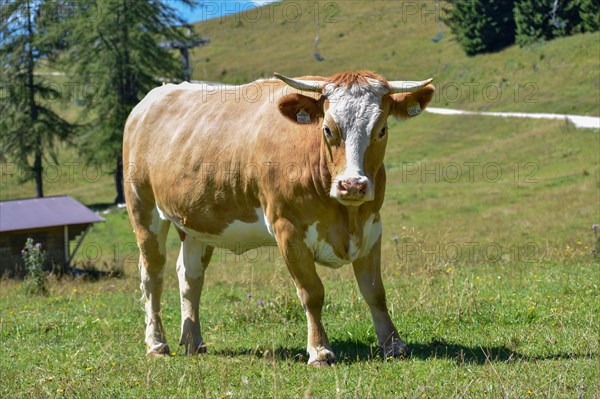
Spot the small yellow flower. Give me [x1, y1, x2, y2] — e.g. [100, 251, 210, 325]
[85, 367, 93, 371]
[445, 267, 452, 273]
[112, 362, 116, 367]
[527, 388, 532, 395]
[528, 305, 535, 312]
[46, 376, 54, 381]
[551, 308, 557, 312]
[72, 289, 77, 293]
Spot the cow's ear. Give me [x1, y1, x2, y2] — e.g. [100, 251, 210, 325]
[278, 93, 323, 125]
[388, 84, 435, 119]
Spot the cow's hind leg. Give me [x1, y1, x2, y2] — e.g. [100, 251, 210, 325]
[135, 206, 171, 356]
[177, 236, 213, 355]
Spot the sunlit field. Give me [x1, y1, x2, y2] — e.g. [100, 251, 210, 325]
[2, 114, 598, 398]
[1, 1, 599, 397]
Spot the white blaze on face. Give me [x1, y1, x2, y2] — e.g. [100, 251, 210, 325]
[325, 78, 388, 202]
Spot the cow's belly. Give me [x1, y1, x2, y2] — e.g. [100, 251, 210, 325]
[157, 207, 277, 254]
[304, 214, 382, 268]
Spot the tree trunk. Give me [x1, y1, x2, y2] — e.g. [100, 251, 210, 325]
[26, 0, 42, 197]
[34, 149, 44, 198]
[114, 155, 125, 204]
[113, 0, 130, 205]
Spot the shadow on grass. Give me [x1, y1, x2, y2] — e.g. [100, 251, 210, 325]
[87, 202, 116, 212]
[212, 339, 594, 365]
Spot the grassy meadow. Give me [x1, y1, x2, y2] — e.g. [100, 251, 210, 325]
[1, 0, 599, 397]
[1, 114, 598, 398]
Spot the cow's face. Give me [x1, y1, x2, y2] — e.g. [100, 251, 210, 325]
[276, 72, 434, 206]
[321, 77, 389, 205]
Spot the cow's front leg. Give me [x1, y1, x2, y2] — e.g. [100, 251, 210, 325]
[275, 221, 335, 367]
[353, 236, 407, 359]
[176, 237, 213, 355]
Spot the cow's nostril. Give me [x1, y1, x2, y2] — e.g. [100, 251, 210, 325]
[358, 182, 367, 195]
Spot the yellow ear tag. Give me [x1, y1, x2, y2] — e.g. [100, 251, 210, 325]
[407, 101, 421, 116]
[296, 109, 311, 124]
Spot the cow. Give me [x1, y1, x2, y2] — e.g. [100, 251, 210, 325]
[123, 72, 434, 367]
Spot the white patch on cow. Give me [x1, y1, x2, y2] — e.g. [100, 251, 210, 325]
[177, 236, 207, 279]
[324, 80, 388, 202]
[148, 206, 171, 279]
[155, 206, 168, 222]
[159, 207, 277, 254]
[304, 214, 382, 268]
[304, 223, 345, 268]
[361, 214, 382, 255]
[128, 181, 140, 201]
[263, 211, 276, 239]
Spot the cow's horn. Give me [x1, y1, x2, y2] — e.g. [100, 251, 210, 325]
[274, 73, 325, 93]
[388, 78, 434, 94]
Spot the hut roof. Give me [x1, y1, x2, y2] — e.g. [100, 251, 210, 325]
[0, 196, 105, 232]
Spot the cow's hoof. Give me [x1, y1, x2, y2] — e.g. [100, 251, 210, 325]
[186, 343, 207, 355]
[380, 339, 408, 359]
[309, 358, 336, 368]
[308, 348, 336, 367]
[147, 342, 171, 357]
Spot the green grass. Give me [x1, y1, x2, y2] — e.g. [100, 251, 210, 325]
[1, 259, 597, 398]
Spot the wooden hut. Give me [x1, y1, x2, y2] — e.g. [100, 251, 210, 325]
[0, 196, 104, 276]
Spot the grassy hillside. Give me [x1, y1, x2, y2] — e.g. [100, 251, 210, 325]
[190, 0, 600, 115]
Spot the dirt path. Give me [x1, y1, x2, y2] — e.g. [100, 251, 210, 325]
[426, 107, 600, 129]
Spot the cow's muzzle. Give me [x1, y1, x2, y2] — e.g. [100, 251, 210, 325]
[331, 176, 372, 205]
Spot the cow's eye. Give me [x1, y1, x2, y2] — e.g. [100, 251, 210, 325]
[378, 126, 387, 140]
[323, 126, 333, 139]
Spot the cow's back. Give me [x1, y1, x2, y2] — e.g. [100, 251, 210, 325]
[123, 80, 321, 239]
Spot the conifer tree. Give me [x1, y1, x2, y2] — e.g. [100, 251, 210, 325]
[577, 0, 599, 33]
[0, 0, 73, 197]
[446, 0, 516, 56]
[514, 0, 585, 46]
[63, 0, 197, 203]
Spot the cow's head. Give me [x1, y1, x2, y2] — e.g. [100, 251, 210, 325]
[276, 72, 434, 206]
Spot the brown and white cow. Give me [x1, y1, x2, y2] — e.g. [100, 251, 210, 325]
[123, 72, 434, 366]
